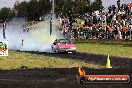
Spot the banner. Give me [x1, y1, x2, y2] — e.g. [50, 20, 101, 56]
[0, 41, 8, 56]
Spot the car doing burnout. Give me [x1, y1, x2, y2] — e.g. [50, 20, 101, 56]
[52, 39, 76, 53]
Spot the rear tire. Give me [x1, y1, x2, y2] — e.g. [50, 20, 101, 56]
[72, 51, 76, 54]
[52, 47, 54, 52]
[55, 50, 59, 53]
[52, 47, 55, 53]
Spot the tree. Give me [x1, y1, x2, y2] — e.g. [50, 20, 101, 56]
[14, 1, 28, 17]
[26, 0, 39, 20]
[38, 0, 51, 16]
[74, 0, 91, 15]
[55, 0, 91, 17]
[0, 7, 14, 21]
[90, 0, 104, 12]
[13, 0, 104, 20]
[14, 0, 51, 21]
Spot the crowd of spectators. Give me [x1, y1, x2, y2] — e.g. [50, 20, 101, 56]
[59, 0, 132, 40]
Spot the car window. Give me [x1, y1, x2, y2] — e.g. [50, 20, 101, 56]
[57, 39, 72, 44]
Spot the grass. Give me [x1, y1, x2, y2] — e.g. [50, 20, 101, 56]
[77, 42, 132, 58]
[0, 51, 103, 69]
[0, 41, 131, 69]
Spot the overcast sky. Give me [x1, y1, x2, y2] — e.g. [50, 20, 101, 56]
[0, 0, 131, 10]
[0, 0, 29, 8]
[102, 0, 132, 10]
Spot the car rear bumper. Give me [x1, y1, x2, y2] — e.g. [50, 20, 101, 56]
[58, 48, 76, 52]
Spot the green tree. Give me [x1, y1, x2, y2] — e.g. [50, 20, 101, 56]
[74, 0, 90, 15]
[13, 0, 104, 20]
[14, 0, 51, 21]
[38, 0, 51, 16]
[14, 1, 28, 17]
[0, 7, 14, 21]
[55, 0, 93, 17]
[26, 0, 40, 20]
[90, 0, 104, 12]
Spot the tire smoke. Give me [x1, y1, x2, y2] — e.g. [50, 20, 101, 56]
[0, 18, 63, 52]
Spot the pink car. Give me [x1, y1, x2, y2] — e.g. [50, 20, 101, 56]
[51, 39, 76, 53]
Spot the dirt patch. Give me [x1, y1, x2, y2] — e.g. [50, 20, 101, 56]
[25, 51, 132, 68]
[0, 68, 131, 88]
[0, 52, 132, 88]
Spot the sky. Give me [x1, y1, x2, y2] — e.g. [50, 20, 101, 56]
[0, 0, 131, 9]
[102, 0, 132, 10]
[0, 0, 29, 8]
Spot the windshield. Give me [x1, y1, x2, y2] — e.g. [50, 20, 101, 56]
[57, 39, 72, 44]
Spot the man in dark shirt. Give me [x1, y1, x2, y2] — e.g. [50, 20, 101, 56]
[112, 5, 116, 14]
[117, 0, 121, 9]
[108, 5, 112, 14]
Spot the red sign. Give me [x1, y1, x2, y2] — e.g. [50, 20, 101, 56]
[84, 75, 130, 83]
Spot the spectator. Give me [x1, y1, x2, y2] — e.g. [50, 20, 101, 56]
[108, 5, 112, 14]
[112, 5, 116, 14]
[124, 4, 129, 15]
[129, 18, 132, 25]
[93, 14, 98, 24]
[128, 23, 132, 40]
[121, 19, 126, 27]
[121, 25, 125, 39]
[58, 1, 132, 41]
[127, 3, 131, 15]
[84, 17, 88, 26]
[101, 13, 107, 26]
[117, 0, 121, 9]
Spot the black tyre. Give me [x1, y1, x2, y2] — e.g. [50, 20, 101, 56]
[55, 50, 60, 53]
[72, 51, 76, 54]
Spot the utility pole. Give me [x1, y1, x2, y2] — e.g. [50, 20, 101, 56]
[52, 0, 55, 17]
[3, 21, 6, 39]
[22, 38, 24, 47]
[50, 0, 55, 35]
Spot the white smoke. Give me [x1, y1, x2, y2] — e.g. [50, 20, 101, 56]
[0, 17, 63, 52]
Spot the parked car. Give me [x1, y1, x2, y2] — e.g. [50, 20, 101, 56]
[51, 39, 76, 53]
